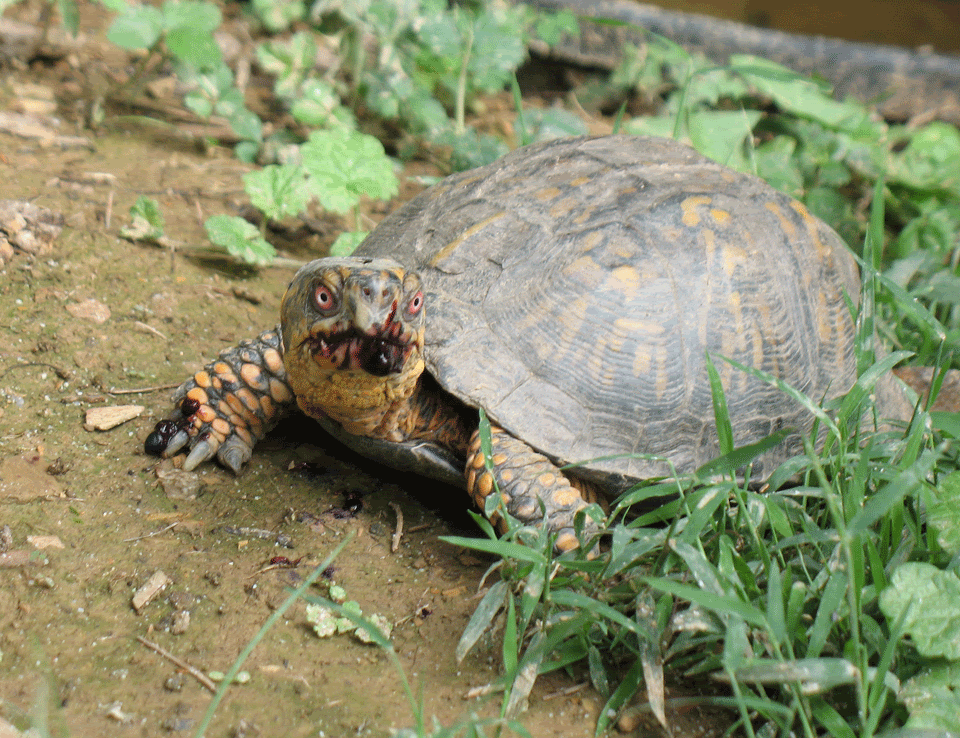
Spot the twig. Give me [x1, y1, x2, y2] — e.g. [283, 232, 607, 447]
[136, 635, 217, 693]
[122, 522, 178, 543]
[107, 382, 181, 395]
[388, 502, 403, 553]
[105, 189, 113, 230]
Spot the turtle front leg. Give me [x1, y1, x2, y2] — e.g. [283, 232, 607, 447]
[466, 427, 602, 552]
[144, 327, 295, 472]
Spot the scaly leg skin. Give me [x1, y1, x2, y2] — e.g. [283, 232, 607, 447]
[465, 426, 603, 553]
[144, 327, 296, 472]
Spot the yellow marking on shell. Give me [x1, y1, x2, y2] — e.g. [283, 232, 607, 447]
[570, 175, 592, 187]
[555, 531, 578, 552]
[491, 453, 507, 466]
[259, 395, 273, 417]
[711, 208, 731, 225]
[429, 212, 506, 267]
[654, 356, 670, 400]
[197, 405, 216, 423]
[211, 418, 231, 437]
[816, 292, 833, 345]
[573, 206, 595, 225]
[614, 317, 664, 336]
[681, 195, 712, 227]
[764, 202, 796, 240]
[633, 347, 652, 378]
[698, 230, 717, 351]
[535, 186, 562, 201]
[604, 265, 641, 298]
[501, 469, 514, 483]
[721, 243, 749, 277]
[186, 387, 208, 406]
[728, 290, 743, 332]
[194, 371, 211, 388]
[550, 197, 580, 219]
[477, 472, 493, 497]
[563, 254, 605, 291]
[790, 200, 833, 264]
[263, 348, 284, 375]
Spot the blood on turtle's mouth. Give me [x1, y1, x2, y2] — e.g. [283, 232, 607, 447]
[304, 329, 411, 377]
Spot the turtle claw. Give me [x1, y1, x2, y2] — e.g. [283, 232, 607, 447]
[164, 430, 191, 457]
[218, 436, 253, 474]
[183, 439, 218, 471]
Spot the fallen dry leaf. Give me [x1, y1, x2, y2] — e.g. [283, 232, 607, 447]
[84, 405, 144, 431]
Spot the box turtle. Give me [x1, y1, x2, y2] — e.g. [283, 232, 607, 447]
[145, 134, 907, 552]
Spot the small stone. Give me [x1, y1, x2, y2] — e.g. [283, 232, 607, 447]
[164, 673, 185, 692]
[66, 298, 111, 324]
[155, 463, 202, 501]
[170, 609, 190, 634]
[131, 570, 171, 614]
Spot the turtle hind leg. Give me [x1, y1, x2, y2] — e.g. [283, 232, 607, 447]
[144, 326, 295, 472]
[465, 427, 603, 553]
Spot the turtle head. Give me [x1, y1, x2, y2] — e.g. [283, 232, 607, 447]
[280, 257, 427, 430]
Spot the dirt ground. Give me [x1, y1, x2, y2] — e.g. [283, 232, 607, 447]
[0, 5, 737, 737]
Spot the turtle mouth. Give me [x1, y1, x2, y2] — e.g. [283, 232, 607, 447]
[302, 328, 414, 377]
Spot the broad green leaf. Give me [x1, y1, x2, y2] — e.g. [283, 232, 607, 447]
[926, 471, 960, 556]
[165, 26, 221, 69]
[901, 662, 960, 732]
[291, 79, 356, 129]
[107, 6, 164, 49]
[243, 164, 310, 221]
[879, 562, 960, 659]
[205, 214, 276, 265]
[301, 129, 398, 213]
[161, 0, 221, 32]
[730, 54, 873, 132]
[251, 0, 305, 32]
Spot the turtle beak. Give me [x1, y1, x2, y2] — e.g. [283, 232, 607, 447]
[345, 271, 401, 336]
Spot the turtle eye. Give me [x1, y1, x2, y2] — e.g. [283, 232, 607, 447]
[406, 290, 424, 316]
[314, 284, 338, 314]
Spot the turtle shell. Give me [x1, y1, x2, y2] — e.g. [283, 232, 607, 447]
[352, 135, 892, 484]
